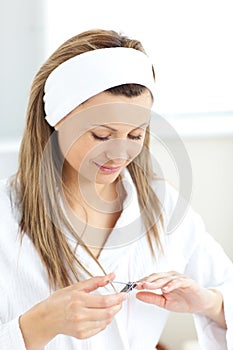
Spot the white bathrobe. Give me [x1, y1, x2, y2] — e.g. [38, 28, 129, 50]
[0, 171, 233, 350]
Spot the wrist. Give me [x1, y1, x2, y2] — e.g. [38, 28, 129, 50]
[19, 300, 57, 350]
[200, 288, 226, 328]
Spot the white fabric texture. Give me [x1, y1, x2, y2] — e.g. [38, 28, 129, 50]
[0, 172, 233, 350]
[43, 47, 155, 126]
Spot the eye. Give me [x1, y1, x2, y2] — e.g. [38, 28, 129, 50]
[92, 133, 110, 141]
[128, 134, 143, 141]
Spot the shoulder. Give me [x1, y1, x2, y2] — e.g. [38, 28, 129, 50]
[0, 177, 20, 233]
[0, 178, 22, 274]
[151, 178, 179, 215]
[150, 178, 187, 223]
[150, 178, 210, 264]
[0, 177, 12, 209]
[151, 177, 204, 238]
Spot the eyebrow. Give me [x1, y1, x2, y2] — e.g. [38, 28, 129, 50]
[91, 123, 148, 132]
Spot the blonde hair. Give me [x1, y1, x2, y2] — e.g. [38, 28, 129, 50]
[12, 29, 163, 289]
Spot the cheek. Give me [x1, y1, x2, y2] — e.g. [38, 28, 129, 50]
[130, 144, 143, 161]
[129, 140, 145, 159]
[58, 129, 93, 159]
[64, 139, 93, 170]
[65, 147, 83, 170]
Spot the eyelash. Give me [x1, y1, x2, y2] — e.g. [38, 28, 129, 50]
[92, 133, 143, 141]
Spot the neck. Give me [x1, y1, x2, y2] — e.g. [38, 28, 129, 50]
[62, 161, 124, 213]
[61, 162, 125, 253]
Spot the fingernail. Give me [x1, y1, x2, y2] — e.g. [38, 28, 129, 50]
[141, 282, 152, 289]
[162, 286, 169, 291]
[136, 282, 143, 287]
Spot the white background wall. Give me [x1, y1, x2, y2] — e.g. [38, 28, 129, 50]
[154, 135, 233, 349]
[0, 1, 233, 349]
[0, 0, 47, 141]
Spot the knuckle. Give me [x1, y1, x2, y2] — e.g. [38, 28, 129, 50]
[68, 293, 83, 308]
[75, 330, 86, 339]
[106, 308, 115, 318]
[72, 290, 84, 300]
[73, 313, 85, 323]
[105, 318, 112, 325]
[149, 273, 157, 278]
[75, 326, 94, 340]
[103, 322, 110, 330]
[118, 302, 123, 311]
[106, 304, 121, 319]
[101, 297, 112, 308]
[170, 270, 178, 275]
[67, 308, 86, 324]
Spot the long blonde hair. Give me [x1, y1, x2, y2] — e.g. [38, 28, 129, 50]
[12, 29, 163, 289]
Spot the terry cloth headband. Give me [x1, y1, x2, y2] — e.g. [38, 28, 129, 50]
[43, 47, 155, 126]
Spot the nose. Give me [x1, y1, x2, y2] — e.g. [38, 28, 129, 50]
[106, 139, 128, 160]
[105, 139, 141, 161]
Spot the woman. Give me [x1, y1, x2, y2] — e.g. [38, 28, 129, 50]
[0, 29, 232, 350]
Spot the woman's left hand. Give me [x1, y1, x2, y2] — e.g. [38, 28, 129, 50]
[136, 271, 226, 328]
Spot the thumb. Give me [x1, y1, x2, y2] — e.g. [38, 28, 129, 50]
[136, 291, 165, 308]
[77, 272, 116, 293]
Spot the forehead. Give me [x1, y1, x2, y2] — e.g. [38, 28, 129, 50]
[55, 91, 152, 129]
[57, 103, 152, 135]
[73, 90, 152, 112]
[57, 96, 151, 133]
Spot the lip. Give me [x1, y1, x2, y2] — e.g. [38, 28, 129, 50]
[94, 162, 123, 174]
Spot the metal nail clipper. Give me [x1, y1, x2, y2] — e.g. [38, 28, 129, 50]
[111, 281, 137, 293]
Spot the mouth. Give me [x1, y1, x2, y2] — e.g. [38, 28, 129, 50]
[93, 162, 124, 174]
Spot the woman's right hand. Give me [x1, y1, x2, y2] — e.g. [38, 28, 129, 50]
[20, 273, 127, 350]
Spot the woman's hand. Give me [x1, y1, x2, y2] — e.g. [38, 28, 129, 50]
[20, 273, 128, 350]
[136, 271, 226, 328]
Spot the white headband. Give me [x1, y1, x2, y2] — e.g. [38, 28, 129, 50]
[43, 47, 155, 126]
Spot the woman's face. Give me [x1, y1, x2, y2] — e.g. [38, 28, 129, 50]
[55, 90, 152, 185]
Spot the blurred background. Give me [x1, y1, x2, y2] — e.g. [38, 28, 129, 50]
[1, 1, 233, 349]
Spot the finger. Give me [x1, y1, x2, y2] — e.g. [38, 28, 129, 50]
[136, 291, 166, 308]
[140, 275, 182, 290]
[162, 277, 193, 293]
[73, 320, 111, 339]
[83, 292, 128, 309]
[73, 273, 116, 293]
[71, 305, 122, 339]
[64, 299, 124, 336]
[82, 302, 123, 322]
[135, 282, 144, 290]
[138, 271, 181, 284]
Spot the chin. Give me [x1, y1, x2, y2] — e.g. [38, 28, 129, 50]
[94, 173, 121, 184]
